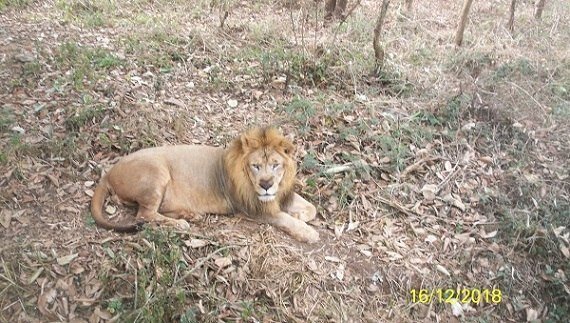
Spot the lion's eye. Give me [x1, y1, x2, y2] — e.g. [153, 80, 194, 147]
[251, 164, 261, 171]
[272, 163, 280, 170]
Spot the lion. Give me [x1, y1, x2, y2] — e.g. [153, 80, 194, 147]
[90, 127, 320, 243]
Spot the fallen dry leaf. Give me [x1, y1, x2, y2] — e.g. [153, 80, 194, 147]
[560, 244, 569, 258]
[347, 221, 360, 231]
[57, 253, 79, 266]
[164, 97, 185, 107]
[185, 239, 209, 248]
[37, 288, 57, 317]
[325, 256, 341, 263]
[27, 267, 44, 285]
[436, 264, 450, 276]
[451, 300, 463, 317]
[479, 156, 493, 164]
[480, 230, 498, 239]
[214, 256, 232, 269]
[336, 263, 345, 281]
[525, 308, 538, 321]
[425, 235, 437, 243]
[0, 209, 11, 228]
[421, 184, 438, 201]
[94, 306, 113, 320]
[334, 223, 344, 238]
[443, 193, 466, 212]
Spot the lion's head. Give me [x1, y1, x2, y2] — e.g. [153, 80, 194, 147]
[223, 127, 296, 216]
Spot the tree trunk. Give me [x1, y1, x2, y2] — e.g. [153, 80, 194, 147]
[405, 0, 413, 12]
[325, 0, 336, 21]
[337, 0, 348, 16]
[373, 0, 390, 72]
[534, 0, 546, 20]
[507, 0, 517, 33]
[454, 0, 474, 47]
[325, 0, 348, 21]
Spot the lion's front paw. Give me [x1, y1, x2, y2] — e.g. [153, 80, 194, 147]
[299, 226, 320, 244]
[290, 204, 317, 223]
[173, 219, 190, 230]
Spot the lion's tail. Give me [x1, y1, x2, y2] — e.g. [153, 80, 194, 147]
[90, 177, 140, 232]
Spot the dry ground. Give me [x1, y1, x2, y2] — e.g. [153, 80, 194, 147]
[0, 0, 569, 322]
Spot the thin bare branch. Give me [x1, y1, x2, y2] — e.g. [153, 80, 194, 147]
[373, 0, 391, 72]
[507, 0, 517, 33]
[454, 0, 474, 46]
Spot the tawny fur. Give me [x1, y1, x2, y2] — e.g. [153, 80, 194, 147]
[90, 127, 319, 243]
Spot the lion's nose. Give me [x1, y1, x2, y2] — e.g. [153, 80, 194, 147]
[259, 179, 273, 191]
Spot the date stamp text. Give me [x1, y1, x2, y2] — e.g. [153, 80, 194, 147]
[410, 288, 502, 304]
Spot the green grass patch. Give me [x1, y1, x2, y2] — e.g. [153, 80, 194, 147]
[300, 151, 319, 172]
[22, 60, 42, 78]
[120, 32, 192, 70]
[493, 193, 569, 322]
[96, 228, 188, 321]
[437, 93, 471, 129]
[54, 42, 124, 90]
[493, 58, 535, 80]
[280, 96, 320, 134]
[369, 69, 414, 97]
[65, 105, 105, 132]
[549, 62, 570, 101]
[284, 96, 316, 124]
[0, 0, 31, 12]
[1, 134, 31, 164]
[56, 0, 115, 28]
[0, 106, 15, 133]
[94, 228, 253, 322]
[408, 47, 435, 66]
[446, 50, 495, 76]
[374, 119, 439, 172]
[239, 44, 337, 88]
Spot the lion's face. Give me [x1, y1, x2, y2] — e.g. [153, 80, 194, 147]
[225, 127, 297, 209]
[246, 149, 287, 202]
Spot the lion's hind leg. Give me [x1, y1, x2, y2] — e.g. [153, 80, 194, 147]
[137, 206, 190, 230]
[107, 160, 189, 230]
[134, 186, 190, 230]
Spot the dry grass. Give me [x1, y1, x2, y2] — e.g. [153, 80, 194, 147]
[0, 0, 568, 321]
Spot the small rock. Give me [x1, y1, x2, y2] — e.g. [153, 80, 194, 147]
[15, 52, 35, 63]
[164, 98, 185, 107]
[479, 156, 493, 164]
[227, 99, 238, 108]
[461, 122, 476, 132]
[355, 93, 368, 103]
[11, 126, 25, 134]
[105, 205, 116, 215]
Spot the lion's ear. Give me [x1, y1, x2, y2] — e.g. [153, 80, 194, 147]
[240, 133, 260, 150]
[280, 139, 295, 156]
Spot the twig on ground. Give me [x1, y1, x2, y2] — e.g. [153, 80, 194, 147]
[436, 162, 461, 194]
[400, 156, 441, 179]
[173, 245, 237, 287]
[373, 194, 422, 218]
